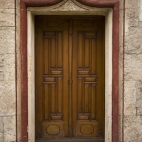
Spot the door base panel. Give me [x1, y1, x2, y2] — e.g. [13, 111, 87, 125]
[36, 138, 104, 142]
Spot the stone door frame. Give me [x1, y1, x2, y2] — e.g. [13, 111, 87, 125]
[20, 0, 119, 142]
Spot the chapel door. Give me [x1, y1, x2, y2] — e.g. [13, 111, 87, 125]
[35, 16, 105, 142]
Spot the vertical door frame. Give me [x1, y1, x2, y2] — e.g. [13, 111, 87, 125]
[20, 0, 119, 142]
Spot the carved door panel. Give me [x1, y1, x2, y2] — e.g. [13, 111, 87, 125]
[72, 19, 105, 138]
[35, 18, 69, 139]
[35, 16, 105, 141]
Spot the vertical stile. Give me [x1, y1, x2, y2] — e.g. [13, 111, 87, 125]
[55, 33, 57, 113]
[57, 32, 63, 68]
[83, 77, 85, 113]
[85, 84, 89, 113]
[69, 19, 73, 137]
[78, 78, 82, 112]
[85, 39, 90, 68]
[58, 77, 62, 113]
[51, 84, 56, 113]
[51, 38, 56, 68]
[89, 84, 91, 120]
[57, 32, 63, 113]
[92, 39, 96, 74]
[92, 84, 96, 120]
[78, 33, 83, 68]
[44, 39, 49, 119]
[44, 85, 49, 120]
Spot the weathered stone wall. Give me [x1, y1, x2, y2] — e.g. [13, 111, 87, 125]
[0, 0, 142, 142]
[0, 0, 16, 141]
[124, 0, 142, 141]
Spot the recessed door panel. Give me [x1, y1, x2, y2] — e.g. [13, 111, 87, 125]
[35, 18, 69, 139]
[72, 19, 105, 138]
[35, 16, 105, 141]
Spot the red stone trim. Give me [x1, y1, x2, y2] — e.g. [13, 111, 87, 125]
[20, 0, 119, 142]
[112, 2, 119, 142]
[77, 0, 118, 7]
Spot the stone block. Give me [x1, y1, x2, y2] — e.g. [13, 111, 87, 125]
[124, 104, 136, 116]
[139, 0, 142, 10]
[125, 9, 139, 35]
[124, 116, 142, 142]
[0, 133, 4, 142]
[0, 81, 15, 116]
[0, 9, 14, 27]
[0, 54, 4, 81]
[4, 54, 15, 81]
[124, 81, 135, 89]
[124, 67, 142, 81]
[0, 117, 3, 133]
[125, 54, 142, 70]
[135, 81, 142, 115]
[137, 24, 142, 39]
[124, 32, 142, 54]
[0, 53, 15, 81]
[124, 55, 142, 80]
[124, 81, 136, 115]
[125, 0, 139, 9]
[3, 116, 16, 142]
[0, 27, 15, 54]
[139, 10, 142, 21]
[125, 38, 142, 54]
[0, 0, 14, 9]
[124, 95, 136, 105]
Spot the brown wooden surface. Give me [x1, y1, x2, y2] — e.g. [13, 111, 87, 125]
[35, 18, 69, 139]
[35, 16, 105, 141]
[72, 18, 105, 138]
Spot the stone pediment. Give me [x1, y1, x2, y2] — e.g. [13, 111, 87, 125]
[28, 0, 109, 15]
[51, 0, 87, 11]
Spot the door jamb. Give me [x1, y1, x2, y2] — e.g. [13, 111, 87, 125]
[20, 0, 119, 142]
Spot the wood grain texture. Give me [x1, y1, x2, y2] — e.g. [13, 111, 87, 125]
[35, 16, 105, 141]
[35, 17, 69, 139]
[72, 18, 105, 138]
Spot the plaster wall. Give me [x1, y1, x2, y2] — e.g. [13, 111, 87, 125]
[0, 0, 142, 142]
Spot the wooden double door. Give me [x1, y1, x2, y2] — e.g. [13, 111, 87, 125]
[35, 16, 105, 142]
